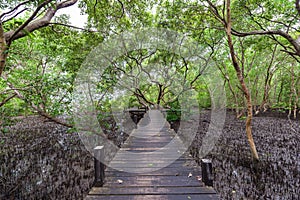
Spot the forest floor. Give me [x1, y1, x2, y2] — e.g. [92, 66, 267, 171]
[187, 110, 300, 199]
[0, 110, 299, 199]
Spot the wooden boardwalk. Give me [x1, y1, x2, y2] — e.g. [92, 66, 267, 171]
[85, 110, 218, 200]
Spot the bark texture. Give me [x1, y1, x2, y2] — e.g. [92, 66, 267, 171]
[0, 22, 7, 76]
[225, 0, 259, 160]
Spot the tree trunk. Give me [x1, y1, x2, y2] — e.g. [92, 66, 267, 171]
[0, 22, 8, 76]
[225, 0, 259, 160]
[289, 65, 298, 119]
[257, 46, 278, 114]
[157, 84, 163, 105]
[218, 64, 241, 117]
[277, 74, 284, 104]
[296, 74, 300, 117]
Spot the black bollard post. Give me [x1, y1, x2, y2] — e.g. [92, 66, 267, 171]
[94, 146, 105, 187]
[201, 159, 213, 186]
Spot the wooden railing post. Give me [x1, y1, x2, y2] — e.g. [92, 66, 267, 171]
[94, 146, 105, 187]
[201, 159, 213, 186]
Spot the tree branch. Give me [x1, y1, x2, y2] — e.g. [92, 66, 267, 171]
[0, 0, 31, 19]
[0, 93, 17, 107]
[49, 22, 97, 32]
[2, 75, 73, 128]
[7, 0, 54, 43]
[4, 0, 78, 43]
[205, 0, 226, 26]
[2, 8, 29, 23]
[116, 0, 125, 19]
[232, 29, 300, 55]
[206, 0, 300, 56]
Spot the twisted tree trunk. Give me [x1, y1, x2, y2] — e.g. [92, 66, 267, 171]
[225, 0, 259, 160]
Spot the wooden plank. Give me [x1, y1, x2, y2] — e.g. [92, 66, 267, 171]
[124, 144, 172, 148]
[125, 140, 174, 144]
[110, 154, 193, 160]
[110, 155, 192, 159]
[127, 135, 172, 139]
[109, 156, 194, 162]
[107, 162, 199, 169]
[85, 194, 219, 200]
[111, 154, 192, 158]
[105, 168, 196, 175]
[125, 138, 171, 141]
[109, 159, 192, 164]
[105, 169, 201, 177]
[103, 175, 204, 187]
[115, 150, 189, 154]
[110, 158, 193, 162]
[89, 186, 216, 195]
[113, 149, 188, 154]
[106, 164, 200, 171]
[109, 157, 192, 164]
[121, 143, 185, 149]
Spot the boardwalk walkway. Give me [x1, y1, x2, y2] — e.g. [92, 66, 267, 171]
[85, 110, 218, 200]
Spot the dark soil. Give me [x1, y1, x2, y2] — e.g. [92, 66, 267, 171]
[0, 111, 299, 199]
[0, 113, 138, 200]
[188, 111, 300, 199]
[0, 116, 94, 199]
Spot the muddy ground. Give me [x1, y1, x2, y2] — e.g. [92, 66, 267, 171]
[0, 117, 94, 199]
[0, 111, 299, 199]
[189, 111, 300, 199]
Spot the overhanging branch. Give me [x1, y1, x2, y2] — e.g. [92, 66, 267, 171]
[49, 22, 98, 32]
[205, 0, 300, 56]
[231, 29, 300, 55]
[0, 93, 17, 107]
[7, 0, 53, 43]
[4, 0, 78, 43]
[0, 0, 31, 19]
